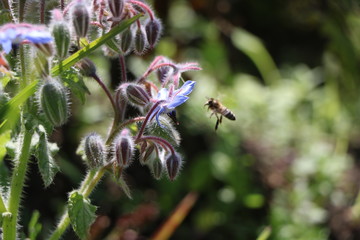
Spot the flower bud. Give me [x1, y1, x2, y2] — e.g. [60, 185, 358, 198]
[119, 27, 134, 55]
[149, 158, 163, 180]
[145, 18, 162, 48]
[51, 10, 71, 59]
[157, 66, 171, 84]
[139, 142, 156, 165]
[71, 1, 90, 38]
[39, 78, 69, 126]
[165, 152, 182, 181]
[83, 132, 105, 168]
[120, 83, 150, 107]
[108, 0, 125, 21]
[75, 58, 97, 77]
[113, 129, 134, 168]
[134, 26, 148, 55]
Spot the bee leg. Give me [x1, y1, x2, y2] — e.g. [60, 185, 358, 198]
[215, 114, 220, 130]
[219, 115, 223, 124]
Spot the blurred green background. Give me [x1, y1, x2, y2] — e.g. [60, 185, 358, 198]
[18, 0, 360, 239]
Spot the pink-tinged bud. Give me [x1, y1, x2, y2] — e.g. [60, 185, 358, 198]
[75, 58, 97, 77]
[108, 0, 125, 20]
[39, 78, 69, 126]
[165, 152, 182, 181]
[140, 142, 156, 165]
[134, 26, 148, 55]
[71, 1, 90, 38]
[113, 129, 134, 168]
[84, 132, 105, 168]
[145, 18, 162, 48]
[120, 83, 150, 107]
[119, 28, 134, 55]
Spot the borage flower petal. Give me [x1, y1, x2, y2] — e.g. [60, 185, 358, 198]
[0, 23, 53, 53]
[150, 80, 196, 127]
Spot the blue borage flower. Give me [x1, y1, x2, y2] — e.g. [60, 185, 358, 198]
[0, 23, 53, 53]
[150, 80, 196, 127]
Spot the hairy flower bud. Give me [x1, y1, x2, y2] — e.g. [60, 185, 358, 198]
[39, 78, 69, 126]
[113, 129, 134, 168]
[83, 132, 105, 168]
[51, 10, 71, 59]
[108, 0, 125, 21]
[140, 142, 156, 165]
[165, 152, 182, 181]
[157, 65, 171, 84]
[149, 158, 163, 180]
[75, 58, 97, 77]
[145, 18, 162, 48]
[120, 83, 150, 107]
[134, 26, 148, 55]
[119, 27, 134, 55]
[71, 1, 90, 38]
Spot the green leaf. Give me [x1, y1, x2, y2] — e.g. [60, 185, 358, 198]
[68, 191, 97, 240]
[113, 175, 132, 199]
[0, 80, 38, 134]
[28, 210, 42, 240]
[61, 68, 90, 104]
[51, 14, 142, 76]
[231, 27, 281, 86]
[35, 125, 59, 187]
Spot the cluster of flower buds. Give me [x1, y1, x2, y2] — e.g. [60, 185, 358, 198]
[113, 56, 201, 180]
[103, 0, 163, 55]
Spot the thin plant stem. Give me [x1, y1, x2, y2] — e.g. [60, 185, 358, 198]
[129, 0, 154, 20]
[106, 116, 145, 145]
[40, 0, 45, 24]
[135, 101, 161, 141]
[93, 74, 117, 113]
[116, 54, 128, 121]
[60, 0, 65, 10]
[82, 167, 107, 197]
[139, 135, 175, 155]
[48, 212, 71, 240]
[2, 130, 33, 240]
[0, 189, 7, 213]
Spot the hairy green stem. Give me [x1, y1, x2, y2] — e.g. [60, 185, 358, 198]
[0, 192, 6, 213]
[2, 130, 33, 240]
[48, 212, 71, 240]
[47, 168, 105, 240]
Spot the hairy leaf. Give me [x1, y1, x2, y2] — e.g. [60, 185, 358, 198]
[35, 125, 59, 187]
[68, 192, 97, 240]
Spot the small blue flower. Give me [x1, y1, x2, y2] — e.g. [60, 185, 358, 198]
[150, 80, 196, 127]
[0, 23, 53, 53]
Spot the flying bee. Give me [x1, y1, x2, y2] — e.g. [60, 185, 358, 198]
[205, 98, 236, 130]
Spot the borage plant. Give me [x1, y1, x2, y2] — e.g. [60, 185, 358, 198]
[0, 0, 201, 239]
